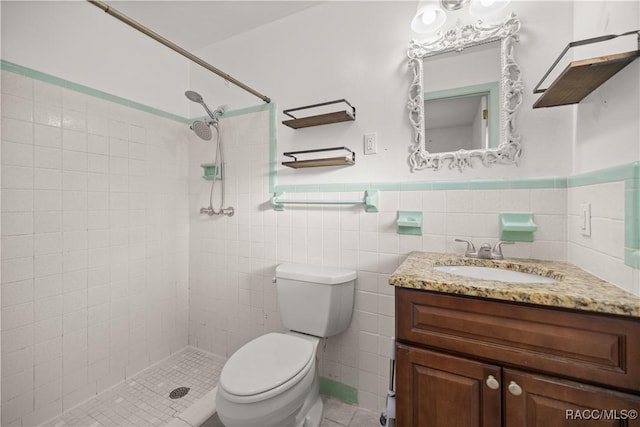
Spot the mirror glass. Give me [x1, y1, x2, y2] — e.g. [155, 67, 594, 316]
[407, 14, 523, 171]
[424, 81, 499, 152]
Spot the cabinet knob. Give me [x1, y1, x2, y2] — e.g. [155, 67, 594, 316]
[508, 381, 523, 396]
[486, 375, 500, 390]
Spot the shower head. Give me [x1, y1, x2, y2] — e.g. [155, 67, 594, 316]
[185, 90, 203, 103]
[190, 120, 213, 141]
[185, 90, 221, 121]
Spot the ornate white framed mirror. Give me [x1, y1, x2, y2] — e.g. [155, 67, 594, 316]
[407, 13, 523, 171]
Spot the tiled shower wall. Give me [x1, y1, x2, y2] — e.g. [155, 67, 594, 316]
[188, 109, 277, 357]
[1, 71, 190, 426]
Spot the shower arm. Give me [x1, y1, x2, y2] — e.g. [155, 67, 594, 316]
[86, 0, 271, 104]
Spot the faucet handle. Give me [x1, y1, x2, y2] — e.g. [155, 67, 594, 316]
[455, 239, 476, 256]
[492, 241, 514, 259]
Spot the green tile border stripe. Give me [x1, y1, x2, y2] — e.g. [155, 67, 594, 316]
[568, 162, 639, 187]
[272, 165, 640, 194]
[319, 377, 358, 404]
[5, 60, 639, 269]
[625, 174, 640, 269]
[2, 59, 275, 133]
[273, 176, 567, 193]
[268, 102, 278, 193]
[1, 59, 190, 123]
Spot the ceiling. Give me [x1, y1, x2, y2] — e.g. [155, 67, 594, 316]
[111, 1, 322, 51]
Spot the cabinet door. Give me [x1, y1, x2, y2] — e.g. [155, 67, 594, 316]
[396, 343, 502, 427]
[504, 369, 640, 427]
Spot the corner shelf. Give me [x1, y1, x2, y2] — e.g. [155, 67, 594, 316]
[282, 146, 355, 169]
[533, 30, 639, 109]
[533, 51, 639, 108]
[282, 99, 356, 129]
[200, 163, 222, 180]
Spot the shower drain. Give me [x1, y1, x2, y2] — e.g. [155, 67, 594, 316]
[169, 387, 190, 399]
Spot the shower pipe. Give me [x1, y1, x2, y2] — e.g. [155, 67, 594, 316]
[86, 0, 271, 104]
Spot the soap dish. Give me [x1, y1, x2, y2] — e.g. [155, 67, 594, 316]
[499, 212, 537, 242]
[397, 211, 423, 235]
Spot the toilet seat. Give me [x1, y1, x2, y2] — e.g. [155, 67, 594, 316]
[219, 333, 315, 403]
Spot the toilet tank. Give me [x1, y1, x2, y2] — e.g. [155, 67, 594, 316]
[275, 263, 356, 337]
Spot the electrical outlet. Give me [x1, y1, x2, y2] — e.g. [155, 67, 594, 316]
[580, 203, 591, 237]
[364, 133, 377, 155]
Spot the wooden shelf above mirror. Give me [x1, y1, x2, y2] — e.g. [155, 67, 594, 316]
[533, 50, 640, 108]
[533, 30, 640, 109]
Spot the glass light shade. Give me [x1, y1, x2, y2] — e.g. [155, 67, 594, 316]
[469, 0, 511, 18]
[411, 1, 447, 34]
[441, 0, 470, 11]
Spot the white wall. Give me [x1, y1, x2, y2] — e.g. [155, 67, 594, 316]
[571, 0, 639, 174]
[566, 1, 640, 294]
[1, 1, 191, 118]
[1, 71, 190, 426]
[192, 1, 576, 183]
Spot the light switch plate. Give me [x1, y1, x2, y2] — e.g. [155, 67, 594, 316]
[364, 133, 377, 155]
[580, 203, 591, 237]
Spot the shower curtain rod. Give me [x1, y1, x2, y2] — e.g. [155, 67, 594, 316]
[87, 0, 271, 104]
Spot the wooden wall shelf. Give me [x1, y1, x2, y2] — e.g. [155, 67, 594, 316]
[282, 99, 356, 129]
[281, 146, 355, 169]
[282, 156, 355, 169]
[534, 50, 640, 108]
[533, 30, 640, 109]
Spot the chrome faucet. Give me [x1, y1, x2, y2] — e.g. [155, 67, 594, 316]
[455, 239, 514, 260]
[491, 241, 514, 260]
[477, 243, 492, 258]
[455, 239, 478, 258]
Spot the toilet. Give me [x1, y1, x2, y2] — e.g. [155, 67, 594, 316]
[216, 263, 356, 427]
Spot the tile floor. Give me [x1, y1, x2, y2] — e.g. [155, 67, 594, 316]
[42, 348, 226, 427]
[200, 395, 382, 427]
[39, 347, 381, 427]
[319, 396, 382, 427]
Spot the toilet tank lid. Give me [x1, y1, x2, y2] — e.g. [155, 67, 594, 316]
[276, 263, 356, 284]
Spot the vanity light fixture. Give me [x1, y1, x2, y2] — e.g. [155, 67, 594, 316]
[411, 0, 511, 34]
[411, 1, 447, 34]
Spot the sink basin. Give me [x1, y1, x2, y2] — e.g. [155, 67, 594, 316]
[434, 265, 556, 283]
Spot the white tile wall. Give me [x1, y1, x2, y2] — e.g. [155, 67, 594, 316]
[3, 71, 636, 425]
[186, 108, 569, 412]
[568, 182, 638, 294]
[1, 71, 190, 426]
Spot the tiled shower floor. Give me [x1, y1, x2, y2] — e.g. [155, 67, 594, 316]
[40, 346, 381, 427]
[42, 347, 226, 427]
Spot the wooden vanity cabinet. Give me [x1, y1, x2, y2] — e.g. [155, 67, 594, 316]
[395, 287, 640, 427]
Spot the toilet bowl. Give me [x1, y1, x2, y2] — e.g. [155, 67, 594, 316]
[216, 332, 321, 427]
[216, 263, 356, 427]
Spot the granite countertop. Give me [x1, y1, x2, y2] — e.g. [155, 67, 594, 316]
[390, 251, 640, 318]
